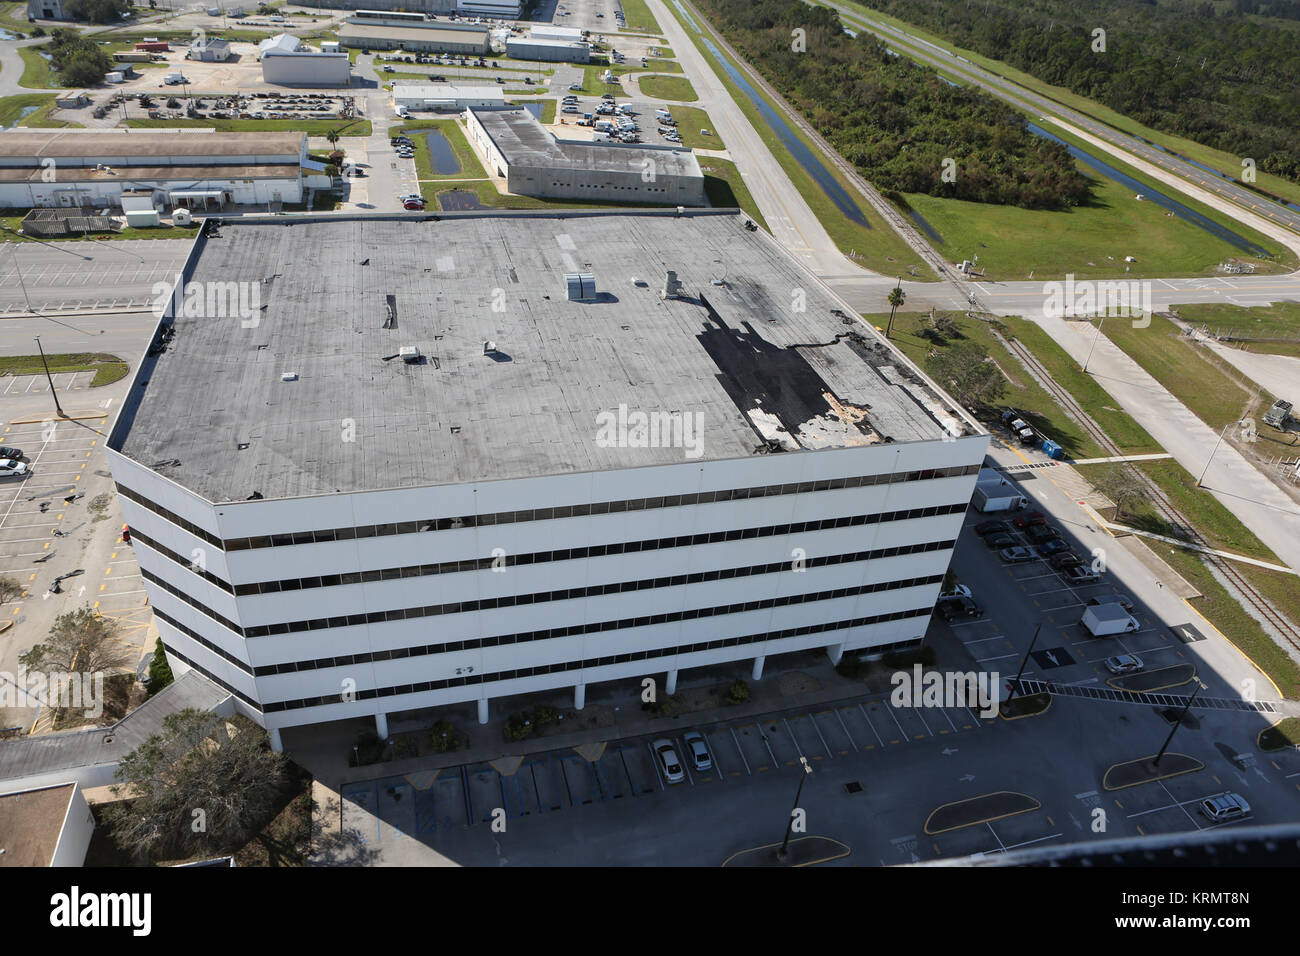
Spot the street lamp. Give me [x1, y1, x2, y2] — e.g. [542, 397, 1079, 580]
[1004, 623, 1042, 707]
[776, 756, 812, 861]
[1152, 681, 1202, 768]
[1082, 315, 1105, 373]
[34, 336, 65, 419]
[1196, 420, 1243, 487]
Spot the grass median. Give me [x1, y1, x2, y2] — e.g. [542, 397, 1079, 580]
[126, 116, 372, 136]
[638, 73, 697, 102]
[0, 352, 128, 387]
[1169, 302, 1300, 359]
[698, 157, 766, 230]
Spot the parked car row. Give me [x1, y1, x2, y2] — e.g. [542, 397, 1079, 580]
[974, 513, 1101, 583]
[652, 732, 712, 784]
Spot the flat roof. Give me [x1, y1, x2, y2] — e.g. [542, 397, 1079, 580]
[393, 83, 505, 100]
[112, 212, 974, 502]
[507, 36, 588, 49]
[0, 164, 301, 183]
[0, 130, 304, 160]
[0, 784, 75, 867]
[338, 23, 490, 43]
[472, 108, 701, 177]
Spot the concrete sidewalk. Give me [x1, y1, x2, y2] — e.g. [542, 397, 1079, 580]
[1032, 313, 1300, 576]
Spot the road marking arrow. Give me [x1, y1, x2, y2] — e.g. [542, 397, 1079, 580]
[942, 747, 958, 756]
[960, 774, 976, 783]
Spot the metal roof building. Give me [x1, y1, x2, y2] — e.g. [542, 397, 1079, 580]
[338, 21, 491, 54]
[505, 35, 590, 63]
[392, 83, 507, 111]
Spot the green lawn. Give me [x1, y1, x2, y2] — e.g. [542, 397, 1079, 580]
[509, 98, 556, 124]
[834, 0, 1300, 213]
[0, 93, 62, 128]
[698, 157, 766, 231]
[1260, 718, 1300, 751]
[619, 0, 662, 34]
[18, 46, 56, 88]
[0, 352, 127, 386]
[126, 117, 372, 135]
[1169, 302, 1300, 358]
[663, 105, 722, 149]
[638, 74, 697, 102]
[0, 1, 34, 33]
[869, 311, 1110, 460]
[578, 64, 628, 97]
[999, 315, 1161, 455]
[665, 0, 930, 278]
[900, 135, 1290, 282]
[1101, 313, 1274, 429]
[393, 118, 486, 182]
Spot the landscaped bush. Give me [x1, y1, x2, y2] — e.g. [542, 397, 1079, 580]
[726, 679, 750, 704]
[428, 719, 460, 752]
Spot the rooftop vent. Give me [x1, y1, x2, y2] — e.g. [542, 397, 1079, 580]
[399, 346, 421, 364]
[281, 372, 298, 381]
[661, 270, 684, 300]
[384, 294, 397, 330]
[483, 341, 497, 355]
[564, 272, 596, 302]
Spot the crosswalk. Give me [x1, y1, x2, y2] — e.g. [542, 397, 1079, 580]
[1016, 678, 1283, 713]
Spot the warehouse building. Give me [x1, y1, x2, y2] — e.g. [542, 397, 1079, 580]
[466, 107, 706, 205]
[105, 211, 986, 749]
[0, 129, 322, 209]
[261, 49, 352, 86]
[338, 21, 491, 54]
[257, 32, 302, 57]
[505, 35, 590, 63]
[312, 0, 519, 14]
[528, 24, 585, 42]
[392, 83, 506, 111]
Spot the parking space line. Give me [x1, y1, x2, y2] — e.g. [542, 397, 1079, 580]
[728, 726, 751, 775]
[833, 707, 858, 751]
[857, 703, 884, 747]
[755, 723, 779, 767]
[881, 702, 906, 741]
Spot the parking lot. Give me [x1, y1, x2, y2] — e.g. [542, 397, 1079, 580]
[0, 240, 190, 314]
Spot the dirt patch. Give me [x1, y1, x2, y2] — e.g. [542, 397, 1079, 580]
[778, 671, 821, 696]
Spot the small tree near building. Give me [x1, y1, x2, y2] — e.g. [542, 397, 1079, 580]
[0, 574, 22, 606]
[1091, 463, 1149, 523]
[19, 606, 132, 676]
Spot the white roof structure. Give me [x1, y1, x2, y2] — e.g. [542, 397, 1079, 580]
[530, 24, 583, 42]
[258, 33, 302, 57]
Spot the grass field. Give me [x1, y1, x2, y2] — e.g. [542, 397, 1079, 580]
[868, 311, 1110, 460]
[1101, 313, 1274, 429]
[665, 0, 931, 279]
[698, 157, 766, 231]
[662, 105, 721, 149]
[18, 46, 56, 88]
[619, 0, 663, 34]
[1168, 302, 1300, 358]
[836, 0, 1300, 213]
[0, 93, 69, 128]
[393, 119, 485, 182]
[900, 129, 1292, 282]
[638, 74, 697, 102]
[999, 316, 1161, 454]
[126, 116, 372, 136]
[0, 352, 128, 386]
[578, 64, 627, 97]
[1260, 718, 1300, 751]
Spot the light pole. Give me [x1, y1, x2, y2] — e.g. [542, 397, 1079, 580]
[777, 756, 812, 861]
[1004, 623, 1042, 707]
[10, 242, 35, 315]
[1152, 681, 1202, 768]
[1196, 420, 1242, 487]
[34, 336, 65, 419]
[1082, 315, 1105, 373]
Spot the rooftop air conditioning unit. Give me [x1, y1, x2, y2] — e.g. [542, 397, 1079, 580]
[564, 273, 596, 302]
[661, 270, 683, 300]
[399, 346, 421, 363]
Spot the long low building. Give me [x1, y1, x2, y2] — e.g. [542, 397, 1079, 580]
[392, 83, 507, 111]
[0, 130, 322, 209]
[311, 0, 519, 15]
[337, 21, 491, 54]
[466, 107, 707, 206]
[505, 35, 590, 64]
[105, 211, 986, 748]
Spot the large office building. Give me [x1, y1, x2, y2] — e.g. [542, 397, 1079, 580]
[466, 108, 706, 206]
[105, 211, 987, 749]
[0, 129, 323, 209]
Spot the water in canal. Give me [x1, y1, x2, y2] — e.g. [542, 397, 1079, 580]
[421, 130, 461, 175]
[674, 0, 870, 228]
[1026, 123, 1271, 258]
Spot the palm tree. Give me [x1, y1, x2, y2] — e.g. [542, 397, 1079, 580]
[325, 128, 340, 150]
[885, 278, 906, 338]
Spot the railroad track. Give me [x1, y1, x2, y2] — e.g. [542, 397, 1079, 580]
[1001, 333, 1300, 660]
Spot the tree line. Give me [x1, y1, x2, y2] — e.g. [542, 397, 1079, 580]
[696, 0, 1092, 210]
[848, 0, 1300, 184]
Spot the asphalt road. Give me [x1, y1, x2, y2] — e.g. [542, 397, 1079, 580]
[815, 0, 1300, 238]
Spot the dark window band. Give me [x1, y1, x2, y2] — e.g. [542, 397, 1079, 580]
[155, 607, 254, 677]
[262, 607, 933, 714]
[159, 642, 261, 713]
[115, 463, 980, 554]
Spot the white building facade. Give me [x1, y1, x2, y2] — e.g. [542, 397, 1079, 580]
[109, 435, 985, 749]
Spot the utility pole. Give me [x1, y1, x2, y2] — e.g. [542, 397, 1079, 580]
[34, 336, 66, 419]
[1004, 623, 1042, 707]
[776, 756, 812, 861]
[1197, 421, 1241, 487]
[1082, 315, 1105, 373]
[1152, 682, 1202, 767]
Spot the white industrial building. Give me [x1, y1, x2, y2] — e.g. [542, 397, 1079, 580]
[308, 0, 519, 14]
[189, 37, 232, 62]
[338, 20, 491, 54]
[505, 35, 590, 63]
[528, 24, 585, 42]
[257, 32, 302, 57]
[466, 108, 706, 205]
[261, 49, 352, 86]
[0, 130, 324, 209]
[105, 211, 986, 749]
[392, 83, 506, 111]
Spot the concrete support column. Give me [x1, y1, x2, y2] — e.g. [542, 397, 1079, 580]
[478, 697, 489, 725]
[826, 643, 844, 667]
[665, 669, 678, 696]
[375, 712, 388, 740]
[574, 683, 586, 711]
[751, 655, 766, 681]
[269, 727, 283, 753]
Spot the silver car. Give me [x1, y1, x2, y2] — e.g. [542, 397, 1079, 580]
[1104, 654, 1144, 675]
[681, 731, 711, 772]
[1200, 793, 1250, 823]
[652, 739, 684, 784]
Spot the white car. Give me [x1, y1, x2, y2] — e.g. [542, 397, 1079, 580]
[0, 459, 30, 478]
[1104, 654, 1144, 675]
[652, 738, 684, 784]
[682, 731, 712, 772]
